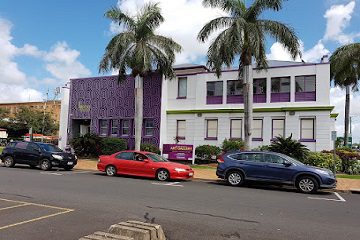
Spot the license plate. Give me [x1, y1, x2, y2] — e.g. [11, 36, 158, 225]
[67, 162, 73, 165]
[189, 172, 193, 176]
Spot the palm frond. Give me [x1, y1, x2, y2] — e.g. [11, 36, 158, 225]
[198, 17, 234, 42]
[105, 7, 135, 30]
[246, 0, 283, 20]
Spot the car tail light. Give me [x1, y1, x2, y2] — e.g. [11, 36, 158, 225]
[217, 156, 224, 163]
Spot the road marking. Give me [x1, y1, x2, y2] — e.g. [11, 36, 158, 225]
[0, 209, 74, 231]
[0, 203, 31, 211]
[308, 192, 346, 202]
[0, 198, 74, 231]
[151, 182, 184, 187]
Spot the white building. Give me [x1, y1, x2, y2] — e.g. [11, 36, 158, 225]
[160, 60, 337, 152]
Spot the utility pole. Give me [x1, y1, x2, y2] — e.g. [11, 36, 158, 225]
[41, 90, 49, 141]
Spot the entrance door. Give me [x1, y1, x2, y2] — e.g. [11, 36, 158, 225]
[80, 125, 90, 136]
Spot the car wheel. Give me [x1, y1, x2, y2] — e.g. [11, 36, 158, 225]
[3, 156, 15, 168]
[105, 165, 117, 176]
[226, 171, 244, 187]
[156, 169, 170, 181]
[40, 159, 52, 171]
[296, 176, 319, 193]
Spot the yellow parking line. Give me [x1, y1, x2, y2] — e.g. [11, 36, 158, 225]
[0, 198, 73, 211]
[0, 209, 74, 231]
[0, 203, 31, 211]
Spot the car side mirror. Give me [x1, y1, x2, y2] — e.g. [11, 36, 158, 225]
[144, 159, 149, 163]
[283, 161, 292, 167]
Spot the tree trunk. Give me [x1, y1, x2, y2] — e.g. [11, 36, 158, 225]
[134, 75, 144, 151]
[344, 85, 350, 147]
[243, 64, 253, 150]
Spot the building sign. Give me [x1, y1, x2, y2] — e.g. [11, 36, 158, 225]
[78, 103, 90, 112]
[163, 144, 193, 161]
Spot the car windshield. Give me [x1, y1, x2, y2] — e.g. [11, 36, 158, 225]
[276, 153, 305, 165]
[146, 153, 168, 162]
[40, 144, 63, 152]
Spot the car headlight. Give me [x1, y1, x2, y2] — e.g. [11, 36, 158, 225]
[315, 169, 331, 176]
[174, 168, 187, 172]
[52, 154, 63, 160]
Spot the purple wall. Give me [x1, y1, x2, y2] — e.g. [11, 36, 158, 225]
[206, 96, 223, 104]
[227, 95, 244, 104]
[271, 93, 290, 102]
[295, 91, 316, 101]
[68, 73, 162, 149]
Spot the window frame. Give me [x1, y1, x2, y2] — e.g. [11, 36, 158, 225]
[205, 119, 218, 140]
[144, 119, 155, 137]
[300, 118, 315, 142]
[110, 119, 119, 136]
[227, 80, 243, 96]
[121, 119, 130, 136]
[230, 119, 242, 140]
[271, 77, 291, 93]
[295, 75, 316, 93]
[99, 119, 109, 137]
[252, 119, 263, 141]
[272, 119, 285, 139]
[176, 120, 186, 140]
[253, 78, 266, 94]
[207, 81, 223, 97]
[177, 77, 187, 99]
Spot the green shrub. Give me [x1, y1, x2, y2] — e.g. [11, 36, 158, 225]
[140, 143, 161, 154]
[70, 133, 103, 157]
[303, 152, 341, 172]
[195, 145, 221, 163]
[323, 148, 360, 174]
[253, 145, 270, 151]
[102, 137, 127, 155]
[268, 135, 309, 161]
[222, 139, 245, 152]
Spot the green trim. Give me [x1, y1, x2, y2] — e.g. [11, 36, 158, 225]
[330, 113, 339, 118]
[167, 106, 335, 115]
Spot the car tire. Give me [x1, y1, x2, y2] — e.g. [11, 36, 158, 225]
[156, 169, 170, 181]
[40, 159, 52, 171]
[105, 165, 117, 176]
[3, 156, 15, 168]
[64, 166, 74, 171]
[296, 176, 319, 194]
[226, 171, 244, 187]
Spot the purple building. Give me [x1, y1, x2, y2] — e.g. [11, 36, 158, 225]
[67, 73, 162, 149]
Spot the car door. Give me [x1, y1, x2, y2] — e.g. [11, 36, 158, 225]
[261, 154, 298, 182]
[129, 153, 152, 177]
[13, 142, 29, 163]
[26, 142, 41, 165]
[114, 152, 135, 174]
[230, 153, 267, 179]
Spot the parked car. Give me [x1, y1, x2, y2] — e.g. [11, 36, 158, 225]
[97, 150, 194, 181]
[216, 151, 336, 193]
[0, 141, 77, 171]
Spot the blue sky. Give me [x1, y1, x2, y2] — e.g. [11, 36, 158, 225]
[0, 0, 359, 139]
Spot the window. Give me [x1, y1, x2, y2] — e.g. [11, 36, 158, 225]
[295, 75, 316, 101]
[116, 152, 134, 160]
[144, 119, 155, 136]
[15, 142, 28, 149]
[252, 119, 263, 140]
[176, 120, 186, 139]
[272, 119, 285, 139]
[207, 81, 223, 96]
[239, 153, 264, 162]
[27, 142, 40, 152]
[99, 120, 108, 136]
[178, 77, 187, 98]
[121, 119, 130, 136]
[301, 118, 315, 140]
[253, 78, 266, 94]
[230, 119, 242, 139]
[227, 80, 242, 95]
[111, 119, 119, 136]
[271, 77, 290, 93]
[271, 77, 290, 102]
[206, 119, 218, 139]
[264, 154, 286, 164]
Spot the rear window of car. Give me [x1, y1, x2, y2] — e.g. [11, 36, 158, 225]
[116, 152, 134, 160]
[15, 142, 29, 149]
[6, 142, 16, 148]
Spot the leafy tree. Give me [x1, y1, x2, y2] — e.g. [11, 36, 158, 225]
[330, 43, 360, 146]
[99, 3, 182, 150]
[268, 135, 309, 161]
[0, 108, 9, 120]
[198, 0, 301, 150]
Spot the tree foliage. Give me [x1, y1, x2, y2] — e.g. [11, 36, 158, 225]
[268, 135, 309, 161]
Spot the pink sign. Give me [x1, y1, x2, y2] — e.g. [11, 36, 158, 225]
[163, 144, 193, 161]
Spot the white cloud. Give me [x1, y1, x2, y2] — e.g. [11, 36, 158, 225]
[113, 0, 224, 64]
[44, 42, 91, 82]
[323, 1, 359, 44]
[0, 83, 43, 102]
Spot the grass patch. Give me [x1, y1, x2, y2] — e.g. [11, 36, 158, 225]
[190, 165, 216, 170]
[337, 174, 360, 180]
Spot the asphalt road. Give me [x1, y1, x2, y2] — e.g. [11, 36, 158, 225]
[0, 166, 359, 240]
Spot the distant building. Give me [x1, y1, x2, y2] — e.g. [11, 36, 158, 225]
[0, 128, 8, 139]
[0, 101, 61, 124]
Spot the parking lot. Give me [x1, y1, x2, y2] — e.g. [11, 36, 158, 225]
[0, 166, 359, 240]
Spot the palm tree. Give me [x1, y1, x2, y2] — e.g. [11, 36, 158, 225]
[330, 43, 360, 147]
[198, 0, 301, 150]
[99, 3, 182, 150]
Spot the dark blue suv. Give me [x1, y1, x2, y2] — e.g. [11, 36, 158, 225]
[216, 151, 336, 193]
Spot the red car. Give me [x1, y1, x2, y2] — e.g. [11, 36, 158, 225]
[97, 150, 194, 181]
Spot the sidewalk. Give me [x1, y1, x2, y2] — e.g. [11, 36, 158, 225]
[75, 160, 360, 192]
